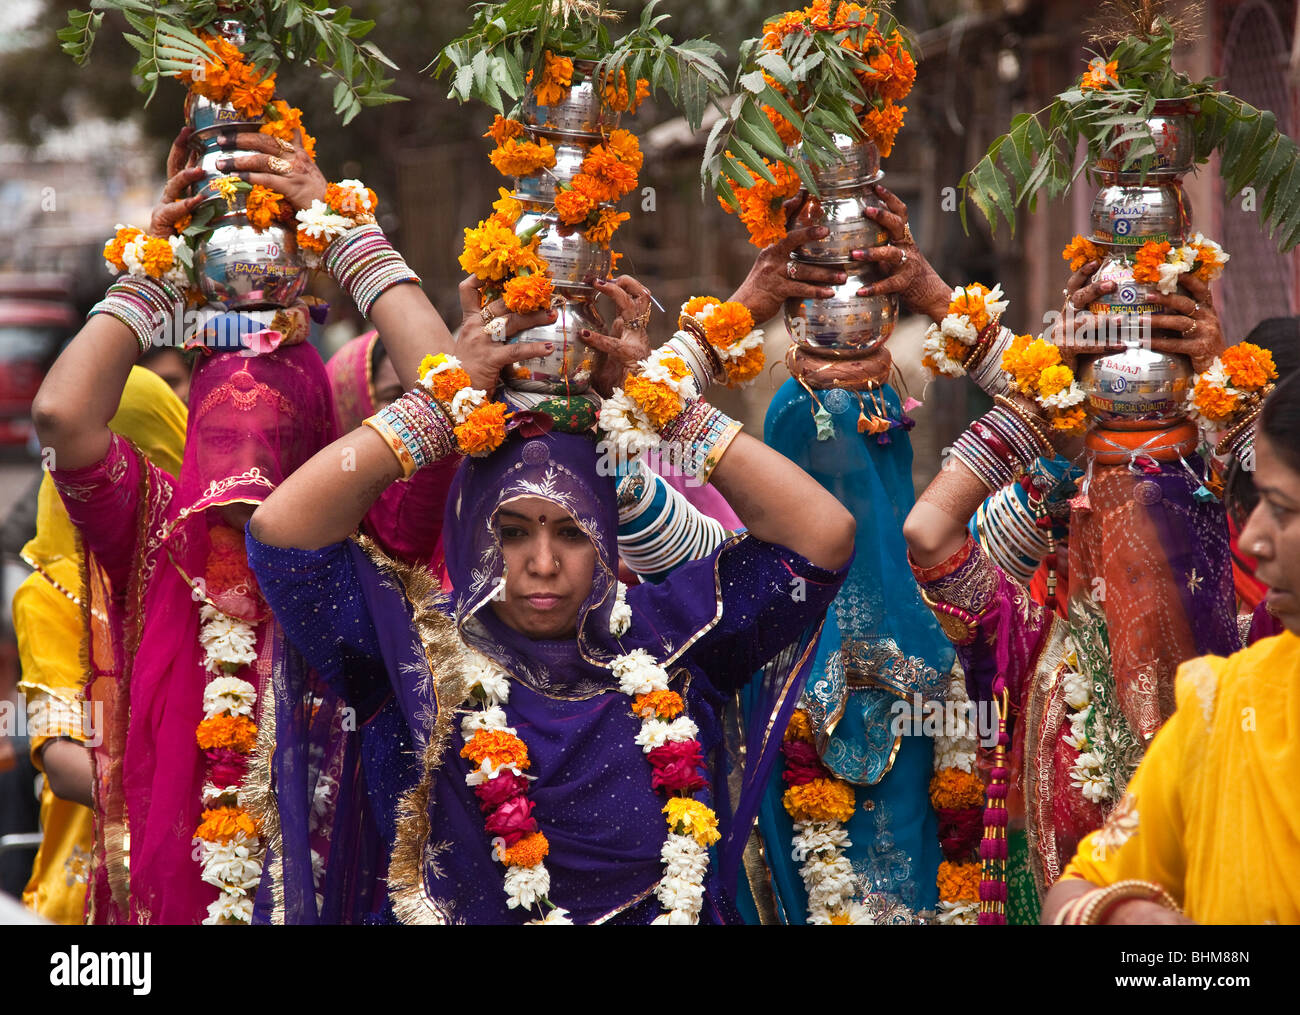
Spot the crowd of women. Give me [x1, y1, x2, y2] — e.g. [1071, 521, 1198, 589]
[8, 83, 1299, 926]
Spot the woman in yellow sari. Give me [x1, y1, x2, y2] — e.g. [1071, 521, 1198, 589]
[16, 366, 185, 923]
[1045, 372, 1300, 925]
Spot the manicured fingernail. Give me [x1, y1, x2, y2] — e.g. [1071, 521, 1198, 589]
[865, 207, 879, 217]
[549, 311, 558, 320]
[218, 135, 235, 150]
[544, 343, 555, 352]
[858, 287, 873, 297]
[579, 329, 590, 337]
[851, 249, 866, 260]
[836, 272, 847, 283]
[216, 156, 233, 172]
[821, 288, 835, 297]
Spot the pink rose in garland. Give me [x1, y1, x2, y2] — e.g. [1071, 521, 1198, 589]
[647, 740, 707, 793]
[484, 794, 538, 845]
[474, 770, 531, 812]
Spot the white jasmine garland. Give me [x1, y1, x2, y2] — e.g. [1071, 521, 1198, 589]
[923, 325, 968, 379]
[940, 313, 978, 344]
[1040, 382, 1086, 410]
[526, 906, 574, 925]
[598, 389, 661, 459]
[202, 676, 257, 719]
[198, 605, 258, 676]
[461, 704, 512, 740]
[200, 782, 241, 807]
[504, 863, 551, 910]
[449, 386, 488, 424]
[198, 836, 263, 894]
[936, 900, 979, 925]
[640, 347, 699, 400]
[467, 659, 510, 707]
[633, 715, 699, 753]
[202, 892, 255, 925]
[609, 582, 632, 637]
[611, 649, 669, 696]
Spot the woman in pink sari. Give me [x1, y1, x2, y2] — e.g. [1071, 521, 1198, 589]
[36, 342, 335, 924]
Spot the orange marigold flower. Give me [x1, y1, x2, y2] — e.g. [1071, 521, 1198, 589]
[460, 217, 523, 282]
[296, 226, 330, 254]
[503, 273, 555, 314]
[725, 344, 765, 387]
[139, 236, 175, 279]
[602, 69, 631, 112]
[534, 50, 574, 107]
[1037, 363, 1075, 399]
[554, 186, 597, 226]
[499, 831, 550, 868]
[1132, 240, 1172, 285]
[425, 366, 473, 404]
[631, 690, 685, 720]
[195, 806, 260, 843]
[245, 184, 285, 231]
[174, 214, 192, 235]
[229, 67, 276, 119]
[782, 777, 857, 823]
[682, 296, 721, 319]
[862, 102, 906, 159]
[1222, 343, 1277, 392]
[581, 147, 638, 200]
[103, 226, 142, 271]
[506, 235, 547, 276]
[484, 114, 526, 146]
[1080, 58, 1119, 93]
[1062, 234, 1105, 273]
[937, 860, 981, 902]
[488, 137, 557, 178]
[633, 78, 651, 111]
[492, 187, 523, 224]
[1193, 377, 1242, 424]
[582, 207, 629, 247]
[461, 727, 530, 769]
[604, 129, 644, 173]
[929, 767, 985, 810]
[196, 714, 258, 753]
[784, 708, 814, 743]
[763, 104, 803, 146]
[455, 401, 510, 457]
[624, 374, 683, 429]
[702, 301, 756, 350]
[1051, 406, 1089, 436]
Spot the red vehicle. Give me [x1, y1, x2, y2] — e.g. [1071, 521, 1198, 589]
[0, 277, 77, 453]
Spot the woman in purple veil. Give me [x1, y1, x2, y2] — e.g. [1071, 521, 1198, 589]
[246, 273, 855, 924]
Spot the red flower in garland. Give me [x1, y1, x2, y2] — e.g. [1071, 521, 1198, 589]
[647, 740, 707, 794]
[780, 738, 827, 786]
[474, 770, 530, 813]
[485, 794, 538, 845]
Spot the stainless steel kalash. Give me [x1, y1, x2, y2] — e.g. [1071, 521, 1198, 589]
[186, 21, 309, 313]
[504, 59, 621, 394]
[782, 133, 896, 358]
[1077, 100, 1199, 429]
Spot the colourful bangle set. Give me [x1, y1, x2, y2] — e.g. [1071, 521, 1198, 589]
[363, 387, 457, 479]
[951, 403, 1053, 492]
[658, 399, 742, 482]
[325, 225, 422, 319]
[618, 467, 729, 579]
[663, 330, 722, 393]
[89, 275, 186, 355]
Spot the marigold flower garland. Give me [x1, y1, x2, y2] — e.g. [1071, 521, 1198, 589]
[781, 708, 869, 924]
[1130, 234, 1230, 295]
[680, 297, 766, 387]
[1188, 341, 1277, 427]
[930, 673, 983, 925]
[102, 225, 192, 286]
[921, 283, 1009, 379]
[1000, 335, 1088, 436]
[1059, 649, 1114, 805]
[416, 353, 510, 457]
[295, 179, 379, 267]
[192, 529, 267, 925]
[1061, 234, 1105, 273]
[455, 591, 719, 924]
[466, 114, 644, 314]
[725, 3, 916, 247]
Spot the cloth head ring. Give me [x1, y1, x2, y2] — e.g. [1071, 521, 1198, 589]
[486, 316, 508, 342]
[267, 155, 293, 176]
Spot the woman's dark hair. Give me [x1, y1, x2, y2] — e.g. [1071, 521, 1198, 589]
[1260, 369, 1300, 475]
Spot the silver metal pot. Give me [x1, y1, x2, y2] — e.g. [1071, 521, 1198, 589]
[1085, 254, 1165, 315]
[798, 133, 883, 193]
[520, 59, 617, 139]
[514, 139, 593, 208]
[792, 188, 890, 263]
[193, 219, 309, 310]
[1077, 340, 1193, 428]
[517, 211, 611, 294]
[503, 296, 597, 394]
[1090, 181, 1191, 248]
[784, 265, 896, 357]
[1093, 99, 1198, 179]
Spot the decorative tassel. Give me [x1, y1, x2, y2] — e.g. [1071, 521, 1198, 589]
[1069, 493, 1091, 512]
[813, 405, 835, 441]
[902, 396, 922, 412]
[1193, 483, 1216, 503]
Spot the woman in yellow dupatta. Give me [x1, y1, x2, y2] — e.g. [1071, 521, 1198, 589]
[1046, 373, 1300, 925]
[16, 366, 185, 923]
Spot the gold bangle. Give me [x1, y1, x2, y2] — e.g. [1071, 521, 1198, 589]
[362, 415, 417, 479]
[1075, 879, 1180, 925]
[678, 316, 725, 382]
[993, 394, 1054, 457]
[698, 421, 743, 485]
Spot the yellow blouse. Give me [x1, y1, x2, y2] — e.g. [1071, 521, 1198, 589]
[1063, 630, 1300, 924]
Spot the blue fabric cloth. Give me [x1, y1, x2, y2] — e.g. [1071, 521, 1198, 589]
[751, 378, 955, 922]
